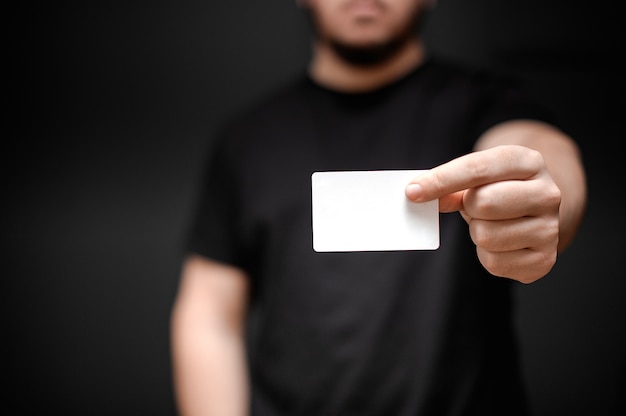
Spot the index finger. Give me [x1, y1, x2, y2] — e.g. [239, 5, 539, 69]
[405, 145, 543, 202]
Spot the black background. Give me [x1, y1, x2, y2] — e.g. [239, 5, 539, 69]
[9, 1, 625, 414]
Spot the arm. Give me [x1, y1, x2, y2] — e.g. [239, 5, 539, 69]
[406, 119, 587, 284]
[170, 254, 250, 416]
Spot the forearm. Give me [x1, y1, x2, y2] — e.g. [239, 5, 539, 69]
[171, 301, 249, 416]
[475, 120, 587, 251]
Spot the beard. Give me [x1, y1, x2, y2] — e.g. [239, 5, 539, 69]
[303, 2, 430, 67]
[328, 33, 414, 67]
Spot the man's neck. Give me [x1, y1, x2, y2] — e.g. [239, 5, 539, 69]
[309, 38, 425, 93]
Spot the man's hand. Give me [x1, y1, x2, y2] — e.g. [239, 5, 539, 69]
[406, 145, 561, 284]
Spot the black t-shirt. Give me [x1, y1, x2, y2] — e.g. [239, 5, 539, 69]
[186, 58, 554, 416]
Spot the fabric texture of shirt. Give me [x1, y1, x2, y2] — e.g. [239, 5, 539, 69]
[185, 57, 555, 416]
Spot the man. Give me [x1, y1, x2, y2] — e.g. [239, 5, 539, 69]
[170, 0, 587, 415]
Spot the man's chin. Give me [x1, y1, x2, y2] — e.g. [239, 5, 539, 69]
[329, 38, 408, 67]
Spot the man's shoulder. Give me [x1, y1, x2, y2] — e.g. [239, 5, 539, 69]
[221, 74, 311, 132]
[425, 55, 514, 88]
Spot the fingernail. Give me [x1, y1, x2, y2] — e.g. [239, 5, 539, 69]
[406, 183, 422, 201]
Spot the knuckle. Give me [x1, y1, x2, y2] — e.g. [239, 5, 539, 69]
[465, 187, 497, 217]
[543, 217, 560, 242]
[524, 147, 545, 171]
[469, 221, 493, 249]
[545, 184, 562, 208]
[526, 249, 557, 283]
[478, 247, 557, 284]
[476, 190, 498, 215]
[503, 145, 544, 175]
[477, 249, 507, 276]
[466, 155, 492, 182]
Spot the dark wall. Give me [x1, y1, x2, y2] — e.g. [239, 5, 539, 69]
[8, 1, 624, 415]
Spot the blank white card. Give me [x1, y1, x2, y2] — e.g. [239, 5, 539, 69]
[311, 170, 439, 252]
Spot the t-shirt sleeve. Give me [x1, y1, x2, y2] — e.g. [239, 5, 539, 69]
[183, 133, 249, 271]
[469, 71, 559, 139]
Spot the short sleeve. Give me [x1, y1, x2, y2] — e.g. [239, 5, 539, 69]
[183, 133, 248, 270]
[469, 71, 558, 139]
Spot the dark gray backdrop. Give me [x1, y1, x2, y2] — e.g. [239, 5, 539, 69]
[9, 1, 625, 414]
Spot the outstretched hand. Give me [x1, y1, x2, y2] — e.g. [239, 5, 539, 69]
[406, 145, 562, 283]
